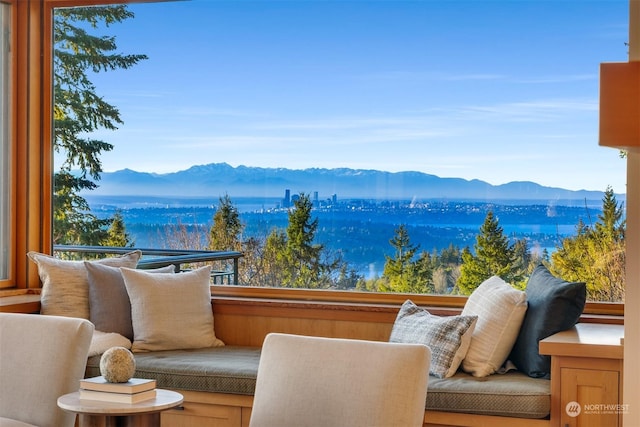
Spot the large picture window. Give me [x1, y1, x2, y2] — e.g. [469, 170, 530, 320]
[51, 1, 627, 304]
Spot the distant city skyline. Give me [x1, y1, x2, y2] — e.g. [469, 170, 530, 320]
[85, 162, 614, 204]
[71, 0, 629, 194]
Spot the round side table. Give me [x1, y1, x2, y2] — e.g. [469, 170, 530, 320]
[58, 388, 183, 427]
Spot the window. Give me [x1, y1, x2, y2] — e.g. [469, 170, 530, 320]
[0, 1, 11, 284]
[49, 1, 626, 310]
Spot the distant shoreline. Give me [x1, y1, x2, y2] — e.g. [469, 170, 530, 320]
[86, 196, 607, 277]
[84, 194, 610, 212]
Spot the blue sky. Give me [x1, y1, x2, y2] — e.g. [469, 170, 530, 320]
[83, 0, 629, 193]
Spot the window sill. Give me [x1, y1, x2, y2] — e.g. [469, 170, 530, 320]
[0, 290, 41, 313]
[0, 286, 623, 324]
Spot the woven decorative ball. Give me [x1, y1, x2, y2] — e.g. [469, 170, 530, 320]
[100, 346, 136, 383]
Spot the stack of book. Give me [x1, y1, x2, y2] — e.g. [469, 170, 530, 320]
[79, 376, 157, 404]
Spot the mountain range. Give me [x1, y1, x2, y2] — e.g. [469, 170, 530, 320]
[86, 162, 613, 202]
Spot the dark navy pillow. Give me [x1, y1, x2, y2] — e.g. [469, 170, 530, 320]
[509, 264, 586, 379]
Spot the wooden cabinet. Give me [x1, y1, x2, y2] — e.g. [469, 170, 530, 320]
[557, 358, 622, 427]
[540, 323, 624, 427]
[160, 390, 253, 427]
[162, 404, 242, 427]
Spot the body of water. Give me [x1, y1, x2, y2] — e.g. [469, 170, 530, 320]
[86, 195, 601, 277]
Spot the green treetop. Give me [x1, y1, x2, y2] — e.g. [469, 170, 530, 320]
[53, 6, 146, 245]
[260, 193, 340, 288]
[457, 211, 524, 294]
[382, 224, 433, 293]
[551, 187, 625, 301]
[103, 210, 134, 248]
[209, 194, 244, 251]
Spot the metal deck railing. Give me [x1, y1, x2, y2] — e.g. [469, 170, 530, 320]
[53, 245, 244, 285]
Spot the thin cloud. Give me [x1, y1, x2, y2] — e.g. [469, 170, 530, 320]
[174, 107, 265, 118]
[138, 96, 598, 153]
[513, 74, 597, 84]
[361, 70, 506, 82]
[451, 98, 598, 123]
[440, 73, 507, 81]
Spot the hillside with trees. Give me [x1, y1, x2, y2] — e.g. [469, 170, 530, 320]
[154, 188, 624, 302]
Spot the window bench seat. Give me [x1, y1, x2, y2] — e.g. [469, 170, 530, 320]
[4, 291, 621, 427]
[85, 346, 551, 427]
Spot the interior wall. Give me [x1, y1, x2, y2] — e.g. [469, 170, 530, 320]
[622, 2, 639, 425]
[623, 154, 638, 426]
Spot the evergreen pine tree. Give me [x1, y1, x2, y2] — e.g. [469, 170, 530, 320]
[259, 194, 328, 288]
[551, 187, 625, 301]
[103, 210, 134, 247]
[209, 194, 243, 251]
[596, 186, 625, 241]
[457, 211, 524, 294]
[284, 194, 326, 288]
[261, 229, 288, 287]
[432, 243, 462, 294]
[383, 225, 417, 285]
[53, 6, 147, 245]
[382, 224, 431, 293]
[412, 251, 435, 294]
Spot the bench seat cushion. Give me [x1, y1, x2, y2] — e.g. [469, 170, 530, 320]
[86, 346, 261, 395]
[86, 346, 550, 419]
[428, 370, 550, 419]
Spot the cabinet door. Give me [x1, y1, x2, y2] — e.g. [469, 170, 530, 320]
[162, 403, 242, 427]
[560, 368, 620, 427]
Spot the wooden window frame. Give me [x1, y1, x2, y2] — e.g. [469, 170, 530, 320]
[0, 0, 15, 289]
[4, 0, 624, 320]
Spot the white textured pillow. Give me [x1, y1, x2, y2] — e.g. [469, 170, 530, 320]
[28, 250, 142, 319]
[121, 265, 224, 352]
[390, 300, 477, 378]
[88, 330, 132, 357]
[461, 276, 528, 377]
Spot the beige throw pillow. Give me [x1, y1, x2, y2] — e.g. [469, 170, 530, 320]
[88, 330, 132, 357]
[28, 250, 142, 319]
[461, 276, 528, 377]
[121, 265, 224, 352]
[87, 262, 176, 340]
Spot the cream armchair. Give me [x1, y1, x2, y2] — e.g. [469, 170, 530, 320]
[0, 313, 94, 427]
[249, 333, 431, 427]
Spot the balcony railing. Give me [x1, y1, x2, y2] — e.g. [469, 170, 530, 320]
[53, 245, 244, 285]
